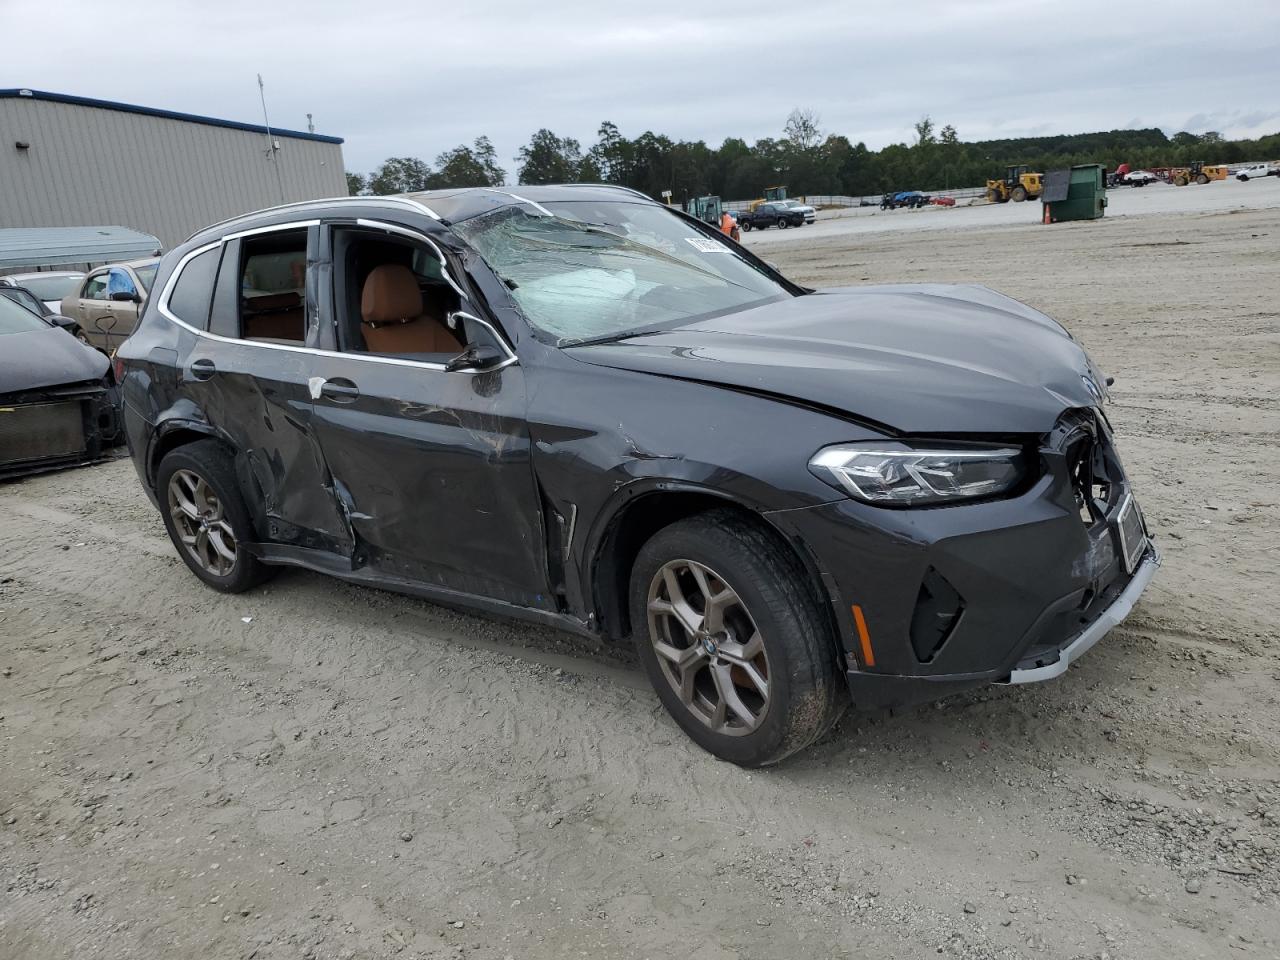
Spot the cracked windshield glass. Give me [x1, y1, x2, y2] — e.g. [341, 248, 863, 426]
[452, 200, 790, 344]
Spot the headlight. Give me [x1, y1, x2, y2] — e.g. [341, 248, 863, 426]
[809, 442, 1024, 506]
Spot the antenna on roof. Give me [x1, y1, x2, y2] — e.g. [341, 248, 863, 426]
[306, 113, 314, 134]
[257, 74, 287, 204]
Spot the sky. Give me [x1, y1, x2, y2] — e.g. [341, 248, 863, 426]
[6, 0, 1280, 178]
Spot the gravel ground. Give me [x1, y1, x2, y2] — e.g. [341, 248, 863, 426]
[3, 201, 1279, 960]
[740, 174, 1280, 241]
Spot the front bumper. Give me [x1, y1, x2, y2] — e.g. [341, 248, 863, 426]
[767, 409, 1159, 710]
[1003, 546, 1159, 683]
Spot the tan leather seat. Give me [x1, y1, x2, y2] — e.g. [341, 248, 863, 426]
[360, 264, 463, 354]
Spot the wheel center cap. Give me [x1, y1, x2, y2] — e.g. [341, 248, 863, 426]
[699, 633, 718, 656]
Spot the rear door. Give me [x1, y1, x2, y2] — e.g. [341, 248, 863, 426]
[160, 223, 355, 556]
[305, 218, 550, 610]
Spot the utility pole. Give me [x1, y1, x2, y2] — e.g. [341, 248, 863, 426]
[258, 74, 287, 204]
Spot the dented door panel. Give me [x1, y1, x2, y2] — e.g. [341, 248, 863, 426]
[306, 355, 549, 608]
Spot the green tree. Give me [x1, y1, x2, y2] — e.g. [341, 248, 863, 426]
[367, 157, 433, 195]
[516, 129, 586, 184]
[345, 171, 366, 196]
[431, 136, 505, 188]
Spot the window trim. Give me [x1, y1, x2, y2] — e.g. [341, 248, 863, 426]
[155, 220, 517, 375]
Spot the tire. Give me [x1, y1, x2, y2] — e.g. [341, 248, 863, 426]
[629, 510, 847, 767]
[156, 439, 274, 593]
[777, 217, 788, 229]
[741, 220, 753, 232]
[1011, 185, 1027, 202]
[1196, 174, 1209, 184]
[986, 189, 1002, 203]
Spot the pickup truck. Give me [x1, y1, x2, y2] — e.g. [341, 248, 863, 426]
[1236, 163, 1277, 181]
[738, 201, 806, 230]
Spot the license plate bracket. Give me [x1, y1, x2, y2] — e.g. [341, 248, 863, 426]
[1114, 495, 1147, 574]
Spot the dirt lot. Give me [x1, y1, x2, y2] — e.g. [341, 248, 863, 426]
[3, 203, 1279, 960]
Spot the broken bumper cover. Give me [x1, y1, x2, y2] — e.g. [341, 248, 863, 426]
[1002, 545, 1159, 684]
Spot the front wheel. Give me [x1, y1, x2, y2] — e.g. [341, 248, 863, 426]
[776, 218, 788, 229]
[630, 511, 847, 767]
[741, 220, 753, 231]
[157, 440, 274, 593]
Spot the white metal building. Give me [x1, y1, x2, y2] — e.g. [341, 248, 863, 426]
[0, 88, 347, 251]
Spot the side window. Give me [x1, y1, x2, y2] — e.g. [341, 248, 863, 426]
[238, 229, 308, 343]
[82, 273, 108, 300]
[330, 226, 466, 359]
[166, 247, 222, 330]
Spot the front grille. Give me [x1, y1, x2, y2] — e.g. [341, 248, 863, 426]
[0, 401, 86, 467]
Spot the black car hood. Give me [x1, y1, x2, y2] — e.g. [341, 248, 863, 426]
[567, 284, 1103, 434]
[0, 328, 109, 394]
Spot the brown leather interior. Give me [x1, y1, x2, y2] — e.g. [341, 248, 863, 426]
[360, 264, 463, 354]
[243, 291, 304, 341]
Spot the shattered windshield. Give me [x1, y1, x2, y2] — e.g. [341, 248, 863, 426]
[452, 200, 790, 344]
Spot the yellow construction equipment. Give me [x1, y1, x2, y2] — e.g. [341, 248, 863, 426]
[986, 165, 1043, 203]
[1170, 161, 1227, 186]
[748, 185, 788, 212]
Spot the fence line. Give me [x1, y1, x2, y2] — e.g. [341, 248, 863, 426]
[724, 185, 990, 212]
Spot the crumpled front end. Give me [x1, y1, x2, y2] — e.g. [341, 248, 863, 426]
[0, 379, 120, 480]
[768, 407, 1158, 710]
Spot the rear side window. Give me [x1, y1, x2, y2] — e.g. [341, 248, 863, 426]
[238, 229, 308, 343]
[82, 274, 108, 299]
[166, 247, 221, 330]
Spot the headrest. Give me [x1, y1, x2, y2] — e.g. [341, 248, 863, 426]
[361, 264, 422, 326]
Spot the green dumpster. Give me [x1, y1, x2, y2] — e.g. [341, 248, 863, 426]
[1041, 164, 1107, 223]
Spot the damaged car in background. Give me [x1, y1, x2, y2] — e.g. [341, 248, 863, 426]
[115, 185, 1158, 767]
[0, 292, 120, 479]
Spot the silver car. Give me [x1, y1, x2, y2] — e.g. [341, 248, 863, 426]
[0, 271, 85, 312]
[59, 258, 159, 352]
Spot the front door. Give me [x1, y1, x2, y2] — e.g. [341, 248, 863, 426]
[305, 220, 550, 610]
[75, 270, 117, 351]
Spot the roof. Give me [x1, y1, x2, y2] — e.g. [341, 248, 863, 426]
[0, 88, 343, 145]
[0, 226, 163, 270]
[401, 184, 658, 223]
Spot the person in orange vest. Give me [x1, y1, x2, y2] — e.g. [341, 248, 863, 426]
[720, 210, 740, 243]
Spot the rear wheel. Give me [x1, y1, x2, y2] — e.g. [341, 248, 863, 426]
[1011, 185, 1028, 202]
[157, 440, 274, 593]
[1196, 173, 1209, 184]
[777, 217, 788, 229]
[741, 220, 753, 231]
[630, 510, 847, 767]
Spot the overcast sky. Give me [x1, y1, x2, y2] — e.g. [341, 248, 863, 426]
[8, 0, 1280, 176]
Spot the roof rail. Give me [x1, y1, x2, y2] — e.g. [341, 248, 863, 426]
[185, 195, 440, 243]
[557, 182, 655, 202]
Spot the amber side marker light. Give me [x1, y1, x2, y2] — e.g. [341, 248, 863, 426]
[851, 604, 875, 668]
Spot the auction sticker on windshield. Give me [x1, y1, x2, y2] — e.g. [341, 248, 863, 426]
[685, 238, 730, 253]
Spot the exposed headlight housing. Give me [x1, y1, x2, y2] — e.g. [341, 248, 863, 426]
[810, 442, 1025, 506]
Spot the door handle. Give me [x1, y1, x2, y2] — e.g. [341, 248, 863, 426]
[190, 358, 217, 381]
[318, 378, 360, 402]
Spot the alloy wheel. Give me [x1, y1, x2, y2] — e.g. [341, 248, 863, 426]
[167, 468, 238, 577]
[646, 559, 771, 736]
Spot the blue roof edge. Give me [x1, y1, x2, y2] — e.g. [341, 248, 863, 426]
[0, 88, 344, 145]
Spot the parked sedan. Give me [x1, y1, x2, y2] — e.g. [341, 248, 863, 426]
[0, 271, 85, 312]
[117, 186, 1157, 766]
[0, 293, 120, 478]
[59, 258, 159, 353]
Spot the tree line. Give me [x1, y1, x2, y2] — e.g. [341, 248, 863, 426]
[346, 109, 1280, 203]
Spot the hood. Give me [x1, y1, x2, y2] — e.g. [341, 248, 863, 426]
[0, 327, 109, 395]
[567, 284, 1103, 435]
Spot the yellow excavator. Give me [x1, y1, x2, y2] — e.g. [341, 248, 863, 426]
[986, 165, 1043, 203]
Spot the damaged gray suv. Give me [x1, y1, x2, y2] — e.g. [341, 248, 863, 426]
[117, 185, 1158, 766]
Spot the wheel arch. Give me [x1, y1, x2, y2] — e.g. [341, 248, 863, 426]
[584, 483, 842, 659]
[146, 419, 233, 490]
